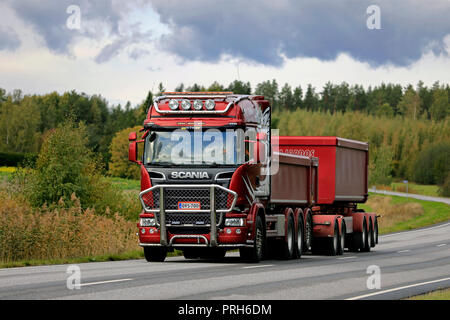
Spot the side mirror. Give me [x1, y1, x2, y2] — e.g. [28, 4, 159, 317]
[129, 141, 137, 163]
[129, 132, 137, 141]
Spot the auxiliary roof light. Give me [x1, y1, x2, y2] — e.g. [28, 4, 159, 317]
[205, 99, 215, 110]
[193, 100, 203, 110]
[181, 99, 191, 110]
[169, 99, 179, 110]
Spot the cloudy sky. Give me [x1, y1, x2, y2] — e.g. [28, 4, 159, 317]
[0, 0, 449, 106]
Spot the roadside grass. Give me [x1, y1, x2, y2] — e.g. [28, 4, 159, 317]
[406, 287, 450, 300]
[374, 182, 440, 197]
[107, 177, 140, 191]
[0, 249, 182, 269]
[359, 193, 450, 234]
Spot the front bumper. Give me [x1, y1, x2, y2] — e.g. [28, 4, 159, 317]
[139, 184, 249, 248]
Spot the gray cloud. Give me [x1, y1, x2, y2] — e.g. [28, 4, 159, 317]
[0, 27, 21, 51]
[149, 0, 450, 67]
[6, 0, 151, 62]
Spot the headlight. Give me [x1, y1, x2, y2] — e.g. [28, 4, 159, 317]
[205, 99, 215, 110]
[169, 99, 179, 110]
[181, 99, 191, 110]
[193, 100, 203, 110]
[225, 218, 245, 227]
[140, 218, 156, 227]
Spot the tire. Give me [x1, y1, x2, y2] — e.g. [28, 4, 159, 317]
[369, 219, 376, 248]
[326, 222, 339, 256]
[304, 212, 313, 253]
[374, 217, 379, 245]
[352, 218, 367, 252]
[337, 220, 346, 255]
[144, 246, 167, 262]
[279, 215, 295, 260]
[362, 221, 373, 252]
[295, 216, 304, 259]
[240, 215, 265, 263]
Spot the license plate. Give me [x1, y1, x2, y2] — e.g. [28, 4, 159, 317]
[178, 201, 201, 210]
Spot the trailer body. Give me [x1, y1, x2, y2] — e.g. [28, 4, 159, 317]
[277, 136, 369, 204]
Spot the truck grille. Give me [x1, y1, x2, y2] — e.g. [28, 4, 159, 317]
[141, 187, 233, 211]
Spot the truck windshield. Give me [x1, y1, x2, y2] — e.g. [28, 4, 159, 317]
[144, 129, 246, 166]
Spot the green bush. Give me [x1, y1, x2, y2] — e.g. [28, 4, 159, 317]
[12, 120, 141, 221]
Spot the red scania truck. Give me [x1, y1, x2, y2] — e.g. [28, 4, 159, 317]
[128, 92, 378, 262]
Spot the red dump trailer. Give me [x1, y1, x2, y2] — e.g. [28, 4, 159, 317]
[129, 92, 378, 262]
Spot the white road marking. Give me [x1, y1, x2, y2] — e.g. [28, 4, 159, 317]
[242, 265, 274, 269]
[397, 250, 411, 253]
[80, 278, 133, 287]
[436, 244, 447, 247]
[337, 256, 357, 260]
[346, 277, 450, 300]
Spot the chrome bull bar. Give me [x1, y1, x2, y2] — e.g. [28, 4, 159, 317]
[139, 184, 238, 247]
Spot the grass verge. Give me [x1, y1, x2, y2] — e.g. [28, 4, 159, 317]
[0, 249, 183, 269]
[406, 287, 450, 300]
[359, 193, 450, 234]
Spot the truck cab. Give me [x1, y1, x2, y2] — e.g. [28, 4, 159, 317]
[129, 92, 272, 261]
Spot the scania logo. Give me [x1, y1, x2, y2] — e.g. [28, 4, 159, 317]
[171, 172, 210, 179]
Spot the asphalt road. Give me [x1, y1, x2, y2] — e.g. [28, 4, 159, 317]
[369, 188, 450, 205]
[0, 221, 449, 300]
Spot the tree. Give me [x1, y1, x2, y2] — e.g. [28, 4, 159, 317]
[398, 87, 421, 119]
[293, 85, 303, 109]
[375, 103, 394, 118]
[157, 83, 165, 96]
[227, 80, 251, 94]
[108, 126, 142, 179]
[208, 81, 225, 92]
[369, 146, 394, 185]
[174, 83, 184, 92]
[278, 83, 294, 111]
[430, 89, 448, 121]
[26, 120, 103, 208]
[304, 84, 319, 112]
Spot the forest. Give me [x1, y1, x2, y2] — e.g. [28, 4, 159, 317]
[0, 79, 449, 193]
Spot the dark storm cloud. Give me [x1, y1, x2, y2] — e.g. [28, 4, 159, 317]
[149, 0, 450, 66]
[6, 0, 151, 62]
[0, 27, 21, 51]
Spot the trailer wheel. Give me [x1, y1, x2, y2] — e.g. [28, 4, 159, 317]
[240, 215, 264, 263]
[351, 218, 367, 252]
[304, 212, 313, 253]
[362, 221, 373, 252]
[337, 220, 346, 255]
[369, 219, 376, 248]
[326, 222, 339, 256]
[143, 247, 167, 262]
[279, 215, 295, 260]
[295, 216, 304, 259]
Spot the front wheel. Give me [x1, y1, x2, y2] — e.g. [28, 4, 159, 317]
[144, 246, 167, 262]
[240, 215, 265, 263]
